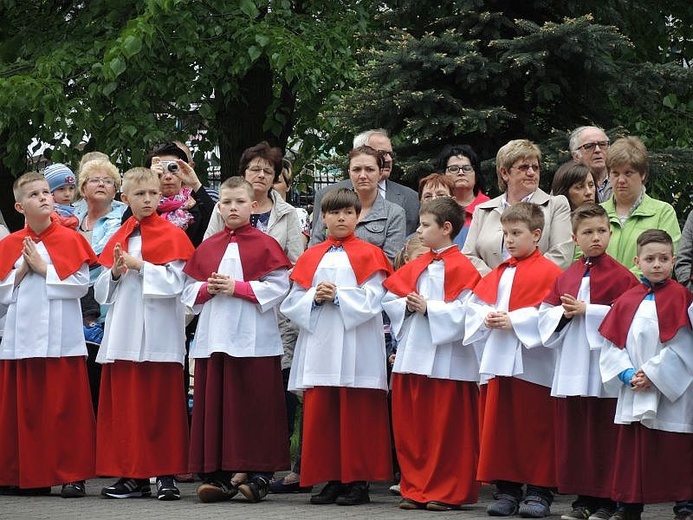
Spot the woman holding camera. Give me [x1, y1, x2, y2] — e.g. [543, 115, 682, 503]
[145, 142, 215, 247]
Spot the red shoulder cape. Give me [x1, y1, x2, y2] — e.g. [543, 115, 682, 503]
[383, 247, 480, 301]
[0, 221, 98, 280]
[291, 234, 393, 289]
[184, 223, 292, 282]
[99, 213, 194, 267]
[473, 249, 562, 310]
[544, 253, 639, 306]
[599, 279, 692, 349]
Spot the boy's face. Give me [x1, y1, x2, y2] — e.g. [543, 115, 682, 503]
[634, 242, 674, 284]
[121, 179, 161, 220]
[573, 215, 611, 257]
[322, 206, 358, 239]
[218, 186, 256, 229]
[52, 185, 76, 205]
[416, 212, 451, 250]
[502, 220, 541, 259]
[15, 180, 53, 220]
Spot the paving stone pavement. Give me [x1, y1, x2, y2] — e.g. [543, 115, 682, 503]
[0, 477, 674, 520]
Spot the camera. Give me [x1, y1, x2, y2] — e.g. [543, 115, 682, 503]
[160, 160, 179, 173]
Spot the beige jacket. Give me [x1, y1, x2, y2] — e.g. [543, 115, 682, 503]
[461, 188, 573, 275]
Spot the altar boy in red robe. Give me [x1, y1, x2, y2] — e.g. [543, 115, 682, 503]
[96, 167, 195, 501]
[599, 229, 693, 520]
[0, 172, 97, 498]
[464, 202, 562, 518]
[281, 188, 393, 506]
[183, 177, 292, 504]
[382, 197, 481, 511]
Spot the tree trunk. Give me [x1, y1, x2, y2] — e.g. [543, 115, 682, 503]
[214, 58, 294, 181]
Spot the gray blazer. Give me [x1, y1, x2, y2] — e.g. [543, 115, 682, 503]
[313, 178, 419, 236]
[309, 191, 406, 263]
[674, 210, 693, 291]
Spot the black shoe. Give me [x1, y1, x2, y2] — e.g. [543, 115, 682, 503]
[336, 481, 370, 506]
[156, 476, 181, 501]
[310, 481, 346, 505]
[101, 477, 151, 499]
[196, 478, 237, 503]
[0, 486, 20, 496]
[238, 476, 270, 503]
[61, 481, 86, 498]
[20, 487, 52, 496]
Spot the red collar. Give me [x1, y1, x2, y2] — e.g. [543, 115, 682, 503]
[0, 221, 98, 280]
[99, 213, 194, 267]
[473, 249, 562, 310]
[383, 247, 480, 301]
[291, 234, 393, 289]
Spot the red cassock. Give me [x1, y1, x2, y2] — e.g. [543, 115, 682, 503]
[473, 250, 561, 487]
[0, 357, 96, 488]
[96, 213, 194, 477]
[97, 362, 188, 477]
[546, 254, 638, 498]
[392, 373, 480, 505]
[0, 222, 98, 488]
[300, 387, 392, 486]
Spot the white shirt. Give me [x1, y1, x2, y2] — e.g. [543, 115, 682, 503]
[183, 242, 289, 359]
[95, 235, 188, 364]
[0, 242, 90, 359]
[280, 249, 388, 392]
[383, 260, 479, 382]
[464, 267, 555, 387]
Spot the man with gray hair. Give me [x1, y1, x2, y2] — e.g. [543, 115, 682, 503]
[311, 129, 419, 236]
[569, 126, 611, 202]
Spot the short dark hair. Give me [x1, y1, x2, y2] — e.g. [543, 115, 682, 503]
[239, 141, 283, 183]
[434, 144, 485, 195]
[321, 187, 362, 215]
[420, 197, 463, 239]
[636, 229, 674, 255]
[348, 146, 386, 170]
[551, 162, 594, 210]
[570, 203, 608, 233]
[500, 201, 544, 232]
[145, 142, 188, 167]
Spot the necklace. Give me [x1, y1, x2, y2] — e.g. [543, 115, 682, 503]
[81, 214, 92, 232]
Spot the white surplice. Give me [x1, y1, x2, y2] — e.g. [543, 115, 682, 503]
[538, 277, 616, 397]
[464, 267, 554, 387]
[382, 261, 479, 382]
[280, 249, 388, 391]
[182, 242, 289, 359]
[95, 235, 187, 365]
[600, 299, 693, 434]
[0, 242, 89, 359]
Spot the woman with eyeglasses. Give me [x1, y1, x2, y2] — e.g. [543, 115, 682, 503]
[462, 139, 573, 275]
[601, 136, 680, 274]
[74, 158, 127, 267]
[205, 141, 303, 263]
[434, 145, 490, 247]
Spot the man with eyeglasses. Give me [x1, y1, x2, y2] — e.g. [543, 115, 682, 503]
[312, 129, 420, 236]
[569, 126, 611, 202]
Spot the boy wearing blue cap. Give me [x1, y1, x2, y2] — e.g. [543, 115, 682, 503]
[44, 163, 78, 229]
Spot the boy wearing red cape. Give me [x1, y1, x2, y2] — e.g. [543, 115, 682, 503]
[382, 198, 481, 511]
[464, 202, 563, 518]
[280, 188, 393, 506]
[183, 177, 291, 504]
[95, 168, 195, 501]
[538, 204, 639, 520]
[599, 229, 693, 520]
[0, 172, 98, 498]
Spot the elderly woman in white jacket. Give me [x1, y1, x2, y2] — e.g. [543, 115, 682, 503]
[462, 139, 573, 275]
